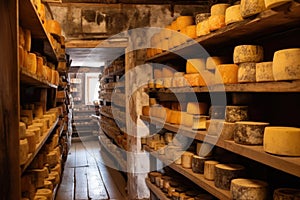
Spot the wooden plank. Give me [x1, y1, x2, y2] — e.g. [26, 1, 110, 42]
[75, 142, 88, 167]
[20, 68, 58, 88]
[0, 0, 19, 199]
[66, 39, 128, 48]
[145, 179, 170, 200]
[75, 166, 89, 200]
[65, 139, 76, 168]
[56, 167, 75, 200]
[87, 164, 109, 199]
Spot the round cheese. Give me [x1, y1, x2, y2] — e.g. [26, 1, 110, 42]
[231, 179, 268, 200]
[195, 13, 210, 24]
[19, 27, 25, 47]
[182, 112, 193, 127]
[234, 121, 269, 145]
[214, 164, 245, 190]
[43, 180, 53, 191]
[36, 189, 52, 200]
[204, 160, 220, 180]
[209, 105, 226, 119]
[241, 0, 266, 18]
[196, 19, 210, 37]
[192, 155, 212, 174]
[207, 119, 235, 140]
[256, 62, 274, 82]
[163, 77, 173, 88]
[186, 58, 206, 74]
[264, 127, 300, 156]
[36, 56, 44, 78]
[45, 20, 62, 36]
[34, 196, 47, 200]
[177, 16, 194, 30]
[265, 0, 292, 9]
[185, 25, 197, 39]
[215, 64, 239, 84]
[25, 132, 36, 153]
[233, 45, 264, 64]
[27, 127, 41, 143]
[238, 62, 256, 83]
[148, 79, 155, 88]
[181, 152, 194, 168]
[208, 15, 226, 31]
[49, 171, 60, 185]
[211, 4, 230, 16]
[142, 106, 150, 116]
[154, 68, 162, 79]
[20, 139, 29, 165]
[273, 188, 300, 200]
[187, 102, 208, 115]
[155, 79, 164, 89]
[184, 73, 206, 87]
[225, 106, 249, 122]
[206, 56, 229, 70]
[273, 48, 300, 81]
[24, 29, 31, 52]
[19, 122, 27, 139]
[19, 46, 25, 68]
[26, 53, 37, 74]
[192, 115, 208, 130]
[225, 5, 244, 26]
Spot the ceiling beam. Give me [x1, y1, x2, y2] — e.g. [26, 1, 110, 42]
[66, 39, 128, 48]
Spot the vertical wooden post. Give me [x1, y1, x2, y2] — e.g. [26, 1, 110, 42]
[0, 0, 20, 199]
[40, 88, 48, 113]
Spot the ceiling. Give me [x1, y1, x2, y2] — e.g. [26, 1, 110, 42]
[59, 0, 213, 5]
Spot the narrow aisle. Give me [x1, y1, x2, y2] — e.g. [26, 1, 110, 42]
[56, 140, 127, 200]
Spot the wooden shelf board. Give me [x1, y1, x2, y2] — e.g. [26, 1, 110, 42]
[145, 80, 300, 93]
[145, 179, 170, 200]
[21, 118, 59, 173]
[146, 2, 300, 62]
[100, 111, 114, 119]
[141, 115, 300, 178]
[19, 0, 58, 62]
[144, 146, 231, 200]
[102, 68, 125, 79]
[20, 68, 58, 88]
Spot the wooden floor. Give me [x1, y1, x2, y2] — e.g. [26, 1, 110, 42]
[56, 140, 128, 200]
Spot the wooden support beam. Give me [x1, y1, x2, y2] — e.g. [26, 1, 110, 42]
[66, 39, 128, 48]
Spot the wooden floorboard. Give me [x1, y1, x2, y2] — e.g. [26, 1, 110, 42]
[55, 167, 75, 200]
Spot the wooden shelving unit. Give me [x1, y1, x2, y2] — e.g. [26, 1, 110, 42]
[145, 179, 170, 200]
[20, 68, 58, 89]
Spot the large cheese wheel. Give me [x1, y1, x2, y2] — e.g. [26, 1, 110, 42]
[225, 5, 244, 25]
[184, 73, 206, 86]
[238, 62, 256, 83]
[19, 46, 25, 68]
[265, 0, 292, 9]
[273, 188, 300, 200]
[204, 160, 220, 180]
[43, 180, 53, 191]
[19, 122, 26, 139]
[177, 16, 194, 30]
[181, 152, 194, 168]
[209, 105, 226, 119]
[241, 0, 266, 18]
[192, 115, 208, 130]
[181, 112, 193, 127]
[211, 4, 230, 15]
[208, 15, 226, 31]
[45, 20, 61, 36]
[36, 189, 52, 200]
[186, 59, 206, 74]
[26, 53, 37, 74]
[195, 13, 210, 24]
[264, 127, 300, 156]
[25, 132, 36, 153]
[196, 19, 210, 37]
[215, 64, 239, 84]
[20, 139, 29, 165]
[273, 48, 300, 81]
[225, 106, 249, 122]
[187, 102, 208, 115]
[24, 29, 31, 52]
[206, 119, 235, 140]
[234, 121, 269, 145]
[206, 56, 229, 70]
[36, 56, 44, 78]
[19, 26, 25, 47]
[231, 179, 268, 200]
[233, 45, 264, 64]
[191, 155, 211, 174]
[185, 25, 197, 39]
[214, 164, 245, 190]
[256, 62, 274, 82]
[27, 127, 41, 143]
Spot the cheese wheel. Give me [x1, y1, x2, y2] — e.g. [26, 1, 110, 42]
[195, 13, 210, 24]
[29, 167, 48, 188]
[36, 189, 52, 200]
[273, 48, 300, 81]
[241, 0, 266, 18]
[19, 27, 25, 47]
[231, 179, 268, 200]
[264, 127, 300, 156]
[149, 98, 157, 106]
[192, 115, 208, 130]
[215, 64, 239, 84]
[26, 53, 37, 74]
[207, 120, 235, 140]
[187, 102, 208, 115]
[233, 45, 264, 64]
[225, 106, 249, 122]
[154, 68, 162, 79]
[155, 79, 164, 89]
[49, 171, 60, 185]
[24, 29, 31, 52]
[34, 196, 47, 200]
[21, 110, 33, 125]
[36, 56, 44, 78]
[186, 59, 206, 74]
[208, 15, 226, 31]
[209, 105, 226, 119]
[171, 20, 179, 31]
[256, 62, 274, 82]
[172, 76, 187, 87]
[163, 77, 173, 88]
[204, 160, 220, 180]
[27, 127, 41, 143]
[196, 142, 213, 157]
[273, 188, 300, 200]
[234, 121, 270, 145]
[184, 73, 206, 86]
[185, 25, 197, 39]
[162, 68, 174, 78]
[19, 46, 25, 68]
[148, 80, 155, 90]
[39, 3, 46, 23]
[265, 0, 292, 8]
[196, 19, 210, 37]
[25, 132, 36, 153]
[148, 172, 162, 183]
[206, 56, 229, 70]
[43, 180, 53, 191]
[174, 72, 185, 77]
[19, 122, 27, 139]
[214, 164, 245, 190]
[181, 152, 194, 168]
[211, 3, 230, 15]
[191, 155, 212, 174]
[238, 62, 256, 83]
[225, 5, 244, 25]
[20, 139, 29, 165]
[182, 112, 193, 127]
[169, 110, 181, 124]
[45, 20, 61, 36]
[142, 106, 150, 116]
[177, 16, 194, 30]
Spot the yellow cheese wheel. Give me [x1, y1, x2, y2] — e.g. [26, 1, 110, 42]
[39, 3, 46, 23]
[273, 48, 300, 81]
[45, 20, 61, 36]
[181, 112, 194, 127]
[231, 179, 268, 200]
[19, 26, 25, 47]
[171, 20, 179, 31]
[208, 15, 226, 31]
[25, 132, 36, 153]
[27, 127, 41, 143]
[19, 46, 25, 68]
[163, 77, 173, 88]
[196, 19, 210, 37]
[142, 106, 150, 116]
[211, 3, 230, 16]
[265, 0, 292, 9]
[187, 102, 208, 115]
[241, 0, 266, 18]
[215, 64, 239, 84]
[233, 45, 264, 64]
[19, 122, 27, 139]
[172, 76, 187, 87]
[225, 5, 244, 25]
[26, 53, 37, 74]
[29, 122, 45, 135]
[184, 73, 207, 86]
[169, 110, 181, 124]
[238, 62, 256, 83]
[36, 56, 44, 78]
[185, 25, 197, 39]
[206, 56, 229, 70]
[46, 66, 52, 82]
[42, 65, 48, 80]
[24, 29, 31, 52]
[255, 62, 274, 82]
[174, 72, 185, 77]
[36, 189, 52, 200]
[181, 152, 194, 168]
[264, 127, 300, 156]
[177, 16, 194, 30]
[193, 115, 208, 130]
[34, 196, 47, 200]
[204, 160, 220, 180]
[20, 139, 29, 165]
[186, 58, 206, 74]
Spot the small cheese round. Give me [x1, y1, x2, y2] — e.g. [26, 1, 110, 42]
[225, 5, 244, 25]
[215, 64, 239, 84]
[195, 13, 210, 24]
[26, 53, 37, 74]
[36, 56, 44, 78]
[162, 67, 174, 78]
[27, 127, 41, 143]
[19, 27, 25, 47]
[208, 15, 226, 31]
[272, 48, 300, 81]
[206, 56, 229, 70]
[256, 62, 274, 82]
[181, 112, 194, 127]
[192, 155, 212, 174]
[211, 3, 230, 16]
[214, 164, 245, 190]
[19, 122, 27, 139]
[185, 25, 197, 39]
[225, 106, 249, 122]
[184, 73, 206, 86]
[233, 45, 264, 64]
[35, 189, 52, 200]
[19, 46, 25, 68]
[265, 0, 292, 9]
[187, 102, 208, 115]
[238, 62, 256, 82]
[196, 19, 210, 37]
[240, 0, 266, 18]
[153, 68, 162, 79]
[24, 29, 31, 52]
[45, 20, 61, 36]
[204, 160, 220, 180]
[176, 16, 194, 30]
[25, 132, 36, 153]
[231, 179, 268, 200]
[163, 77, 173, 88]
[181, 152, 194, 169]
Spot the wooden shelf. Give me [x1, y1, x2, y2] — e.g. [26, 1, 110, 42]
[145, 80, 300, 93]
[141, 115, 300, 178]
[146, 2, 300, 62]
[19, 0, 58, 62]
[145, 179, 170, 200]
[20, 68, 58, 88]
[21, 118, 59, 173]
[100, 110, 114, 119]
[102, 68, 125, 79]
[144, 146, 231, 200]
